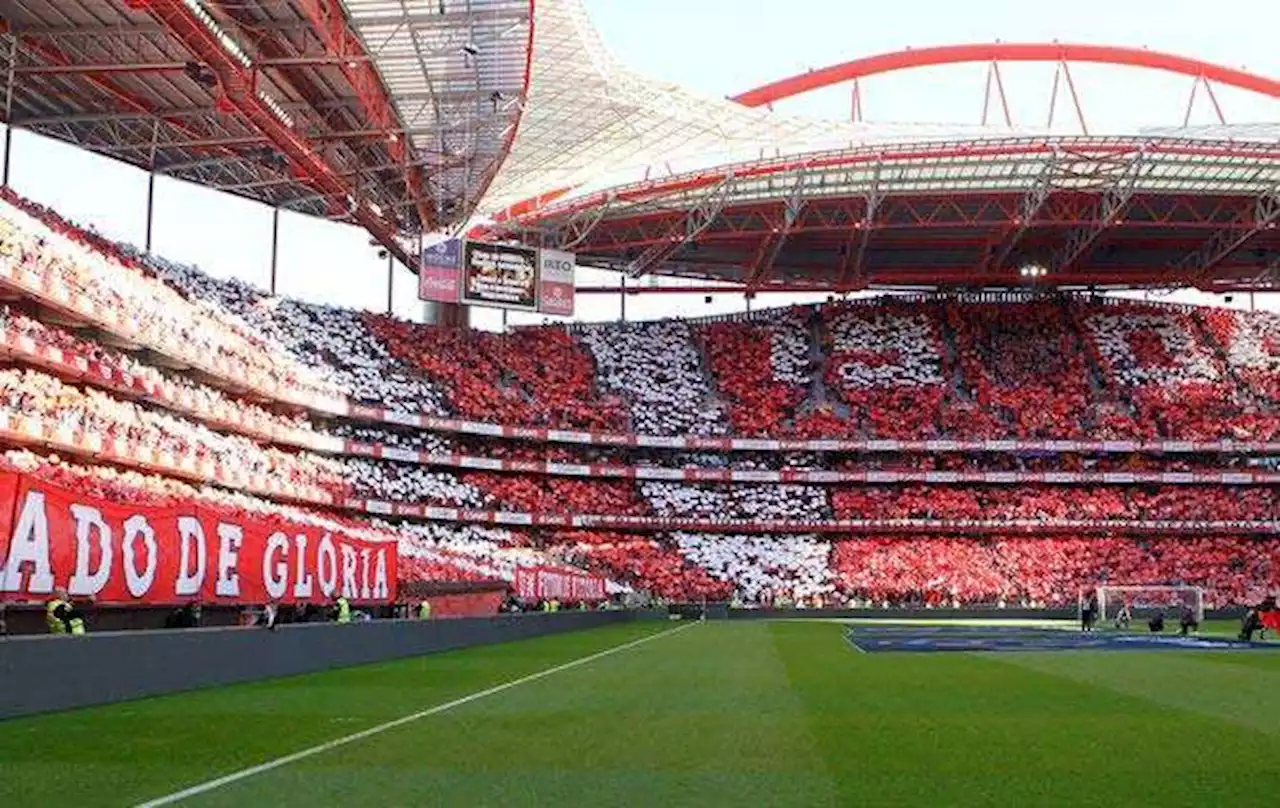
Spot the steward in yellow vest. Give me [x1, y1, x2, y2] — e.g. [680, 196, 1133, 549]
[46, 590, 85, 635]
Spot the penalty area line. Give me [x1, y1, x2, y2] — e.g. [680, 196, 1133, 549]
[133, 621, 698, 808]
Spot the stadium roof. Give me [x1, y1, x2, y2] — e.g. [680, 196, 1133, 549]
[1, 0, 1277, 289]
[0, 0, 534, 266]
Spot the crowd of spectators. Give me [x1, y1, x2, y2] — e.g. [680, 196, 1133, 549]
[700, 309, 812, 435]
[578, 319, 726, 436]
[832, 536, 1277, 608]
[5, 188, 1278, 445]
[142, 255, 448, 414]
[1079, 303, 1280, 441]
[0, 303, 321, 446]
[0, 192, 338, 403]
[640, 481, 829, 521]
[946, 300, 1095, 439]
[0, 191, 1277, 609]
[366, 317, 627, 430]
[387, 521, 606, 586]
[1198, 306, 1280, 402]
[670, 532, 835, 603]
[547, 530, 731, 600]
[0, 368, 345, 500]
[831, 484, 1280, 523]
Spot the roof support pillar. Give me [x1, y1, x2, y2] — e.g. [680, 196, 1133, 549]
[269, 207, 280, 296]
[386, 249, 394, 315]
[144, 119, 160, 254]
[2, 36, 16, 188]
[144, 171, 156, 253]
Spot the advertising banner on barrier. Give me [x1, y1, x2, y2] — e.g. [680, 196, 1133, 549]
[513, 566, 606, 602]
[419, 238, 463, 304]
[537, 248, 575, 317]
[461, 242, 539, 311]
[0, 473, 397, 605]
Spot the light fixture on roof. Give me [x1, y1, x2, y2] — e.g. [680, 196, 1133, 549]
[462, 43, 479, 57]
[1019, 263, 1049, 279]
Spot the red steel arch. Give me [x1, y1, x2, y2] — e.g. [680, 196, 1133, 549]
[731, 43, 1280, 108]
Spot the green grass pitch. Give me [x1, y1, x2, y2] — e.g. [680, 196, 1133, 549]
[3, 620, 1280, 807]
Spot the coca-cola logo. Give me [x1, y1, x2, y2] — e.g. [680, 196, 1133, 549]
[420, 273, 457, 292]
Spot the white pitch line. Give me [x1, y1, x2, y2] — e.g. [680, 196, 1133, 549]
[134, 621, 698, 808]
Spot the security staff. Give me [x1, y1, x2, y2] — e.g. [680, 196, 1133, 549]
[334, 596, 351, 624]
[46, 589, 85, 635]
[418, 599, 432, 620]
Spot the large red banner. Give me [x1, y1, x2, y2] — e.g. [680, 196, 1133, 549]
[0, 471, 397, 605]
[514, 566, 606, 602]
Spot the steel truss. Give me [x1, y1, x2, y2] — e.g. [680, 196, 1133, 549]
[565, 193, 1264, 253]
[1048, 147, 1149, 271]
[835, 163, 880, 288]
[744, 169, 809, 288]
[1173, 182, 1280, 282]
[136, 0, 410, 266]
[625, 174, 735, 278]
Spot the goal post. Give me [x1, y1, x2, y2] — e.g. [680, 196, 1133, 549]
[1085, 585, 1204, 628]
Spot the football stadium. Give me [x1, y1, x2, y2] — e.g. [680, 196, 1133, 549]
[0, 0, 1279, 804]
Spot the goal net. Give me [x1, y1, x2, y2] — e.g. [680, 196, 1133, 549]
[1085, 586, 1204, 628]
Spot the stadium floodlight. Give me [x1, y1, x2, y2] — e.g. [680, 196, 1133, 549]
[1020, 263, 1048, 278]
[1085, 585, 1205, 628]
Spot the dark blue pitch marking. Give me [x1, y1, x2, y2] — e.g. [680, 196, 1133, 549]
[844, 627, 1280, 653]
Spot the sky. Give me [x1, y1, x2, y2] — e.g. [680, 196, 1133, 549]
[1, 0, 1277, 328]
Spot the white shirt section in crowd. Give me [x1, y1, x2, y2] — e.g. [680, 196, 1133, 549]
[325, 421, 452, 454]
[672, 532, 836, 603]
[344, 459, 483, 506]
[143, 255, 448, 414]
[578, 320, 726, 436]
[1084, 312, 1222, 387]
[827, 306, 946, 388]
[639, 481, 829, 521]
[1224, 311, 1280, 376]
[767, 310, 813, 387]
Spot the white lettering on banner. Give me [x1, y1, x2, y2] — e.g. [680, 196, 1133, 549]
[215, 522, 243, 597]
[1, 491, 54, 593]
[292, 534, 314, 599]
[69, 504, 113, 596]
[341, 544, 358, 599]
[122, 515, 158, 597]
[360, 548, 372, 600]
[373, 550, 389, 599]
[264, 532, 289, 600]
[318, 534, 337, 597]
[175, 516, 206, 597]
